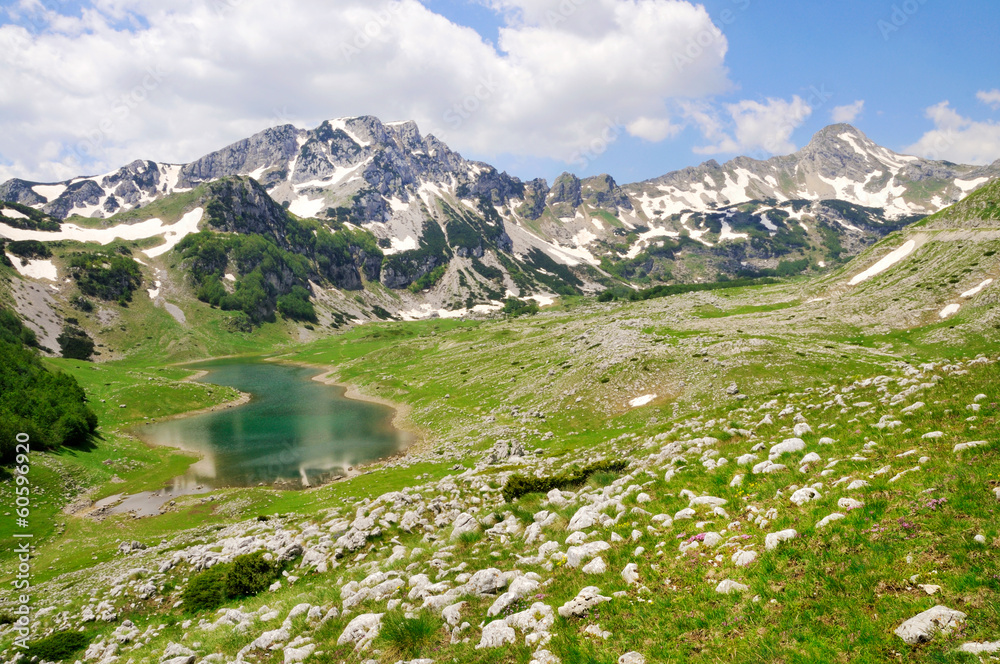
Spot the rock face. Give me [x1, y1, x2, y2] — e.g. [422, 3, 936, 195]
[894, 606, 967, 645]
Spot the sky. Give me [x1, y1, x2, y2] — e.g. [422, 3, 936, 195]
[1, 0, 998, 186]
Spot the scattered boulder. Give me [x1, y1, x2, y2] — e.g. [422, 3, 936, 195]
[477, 620, 516, 649]
[337, 614, 383, 650]
[765, 529, 797, 551]
[582, 557, 607, 574]
[790, 488, 821, 506]
[894, 606, 966, 645]
[770, 438, 806, 458]
[450, 512, 480, 540]
[715, 579, 750, 594]
[558, 586, 612, 618]
[816, 513, 845, 528]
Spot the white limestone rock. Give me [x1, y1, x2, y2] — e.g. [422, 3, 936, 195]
[894, 606, 966, 645]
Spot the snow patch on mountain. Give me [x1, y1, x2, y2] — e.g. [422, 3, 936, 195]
[32, 184, 67, 202]
[939, 304, 960, 318]
[6, 254, 57, 281]
[960, 279, 993, 298]
[145, 208, 204, 258]
[849, 240, 917, 286]
[0, 208, 205, 259]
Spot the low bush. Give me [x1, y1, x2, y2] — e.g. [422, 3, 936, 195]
[502, 459, 629, 502]
[25, 630, 91, 662]
[181, 551, 283, 613]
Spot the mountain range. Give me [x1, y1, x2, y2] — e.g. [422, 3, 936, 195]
[1, 117, 999, 322]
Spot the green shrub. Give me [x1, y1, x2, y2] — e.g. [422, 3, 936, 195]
[182, 551, 282, 613]
[7, 240, 52, 259]
[68, 251, 142, 302]
[57, 325, 95, 361]
[0, 308, 97, 464]
[225, 551, 278, 598]
[276, 286, 317, 323]
[502, 459, 629, 502]
[181, 562, 231, 613]
[25, 630, 90, 662]
[502, 297, 540, 317]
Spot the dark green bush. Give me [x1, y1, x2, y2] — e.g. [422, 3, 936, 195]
[181, 562, 231, 613]
[225, 551, 278, 598]
[502, 459, 629, 502]
[0, 308, 97, 464]
[57, 325, 95, 361]
[502, 297, 539, 317]
[68, 251, 142, 302]
[7, 240, 52, 259]
[25, 630, 90, 661]
[182, 551, 282, 613]
[276, 286, 317, 323]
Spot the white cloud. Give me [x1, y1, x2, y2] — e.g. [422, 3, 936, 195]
[626, 116, 682, 142]
[831, 100, 864, 124]
[977, 89, 1000, 110]
[905, 101, 1000, 164]
[0, 0, 731, 182]
[689, 96, 812, 156]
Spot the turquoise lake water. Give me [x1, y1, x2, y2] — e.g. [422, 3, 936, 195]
[137, 359, 407, 489]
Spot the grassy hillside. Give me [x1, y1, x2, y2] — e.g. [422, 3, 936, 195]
[0, 183, 997, 663]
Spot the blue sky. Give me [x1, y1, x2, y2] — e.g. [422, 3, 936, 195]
[429, 0, 1000, 182]
[1, 0, 998, 185]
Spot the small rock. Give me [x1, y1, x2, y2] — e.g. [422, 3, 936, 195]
[764, 529, 797, 551]
[618, 652, 646, 664]
[715, 579, 750, 594]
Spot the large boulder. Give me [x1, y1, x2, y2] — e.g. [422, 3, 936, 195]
[894, 606, 967, 645]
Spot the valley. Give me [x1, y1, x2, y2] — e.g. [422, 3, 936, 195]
[0, 120, 998, 664]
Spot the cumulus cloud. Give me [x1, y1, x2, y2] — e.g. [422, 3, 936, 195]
[689, 96, 812, 156]
[977, 89, 1000, 110]
[831, 100, 864, 124]
[0, 0, 731, 182]
[905, 101, 1000, 164]
[626, 116, 682, 142]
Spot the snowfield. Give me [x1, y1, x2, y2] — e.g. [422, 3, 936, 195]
[6, 254, 58, 281]
[848, 240, 916, 286]
[0, 208, 205, 259]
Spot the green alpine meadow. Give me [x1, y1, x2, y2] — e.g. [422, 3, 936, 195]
[1, 5, 999, 656]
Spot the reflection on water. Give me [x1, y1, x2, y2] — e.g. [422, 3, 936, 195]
[137, 359, 407, 489]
